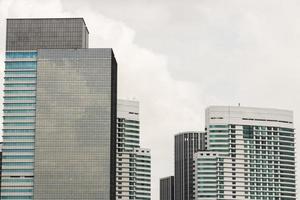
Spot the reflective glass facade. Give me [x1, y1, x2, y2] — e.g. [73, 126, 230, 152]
[33, 49, 117, 199]
[2, 18, 117, 200]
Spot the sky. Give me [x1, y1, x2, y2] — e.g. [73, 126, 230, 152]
[1, 0, 300, 199]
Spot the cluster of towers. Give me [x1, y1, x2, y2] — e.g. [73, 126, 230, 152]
[0, 17, 297, 200]
[0, 18, 151, 200]
[160, 106, 296, 200]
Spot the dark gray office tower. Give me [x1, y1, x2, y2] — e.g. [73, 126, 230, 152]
[6, 18, 89, 50]
[174, 132, 206, 200]
[160, 176, 174, 200]
[1, 18, 116, 200]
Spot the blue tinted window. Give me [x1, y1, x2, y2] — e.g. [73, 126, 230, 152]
[2, 162, 33, 166]
[4, 96, 36, 100]
[4, 90, 35, 94]
[3, 136, 34, 140]
[4, 103, 35, 107]
[4, 109, 35, 113]
[3, 122, 35, 126]
[3, 129, 35, 133]
[1, 189, 33, 193]
[2, 155, 34, 159]
[5, 71, 36, 75]
[3, 142, 34, 146]
[1, 196, 32, 200]
[5, 83, 36, 87]
[6, 51, 37, 58]
[2, 178, 33, 182]
[5, 61, 37, 69]
[4, 77, 36, 81]
[4, 116, 35, 120]
[2, 149, 34, 152]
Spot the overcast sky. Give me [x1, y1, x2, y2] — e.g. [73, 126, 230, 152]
[1, 0, 300, 199]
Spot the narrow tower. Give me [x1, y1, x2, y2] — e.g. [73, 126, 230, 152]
[116, 99, 151, 200]
[174, 131, 206, 200]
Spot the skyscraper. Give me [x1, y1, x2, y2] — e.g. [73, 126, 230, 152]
[174, 131, 206, 200]
[0, 142, 2, 197]
[160, 176, 174, 200]
[194, 106, 296, 200]
[116, 99, 151, 200]
[1, 18, 117, 200]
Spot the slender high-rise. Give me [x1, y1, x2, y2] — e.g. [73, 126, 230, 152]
[160, 176, 174, 200]
[174, 131, 206, 200]
[1, 18, 117, 200]
[194, 106, 296, 200]
[0, 142, 2, 197]
[116, 99, 151, 200]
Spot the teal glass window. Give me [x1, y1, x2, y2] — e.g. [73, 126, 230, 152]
[243, 125, 254, 138]
[4, 77, 36, 81]
[3, 129, 35, 133]
[2, 149, 34, 152]
[2, 162, 33, 166]
[4, 103, 35, 107]
[6, 51, 37, 58]
[3, 142, 34, 146]
[1, 196, 32, 199]
[1, 188, 33, 193]
[4, 90, 35, 94]
[5, 83, 36, 87]
[5, 61, 37, 69]
[5, 71, 36, 75]
[3, 122, 35, 126]
[4, 96, 36, 100]
[2, 169, 33, 173]
[2, 155, 34, 159]
[3, 136, 34, 140]
[2, 178, 33, 183]
[209, 125, 228, 128]
[4, 109, 35, 113]
[3, 116, 35, 120]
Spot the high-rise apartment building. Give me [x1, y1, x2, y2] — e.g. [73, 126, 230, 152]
[194, 106, 296, 200]
[116, 99, 151, 200]
[0, 142, 2, 197]
[160, 176, 174, 200]
[1, 18, 117, 200]
[174, 131, 206, 200]
[133, 148, 151, 200]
